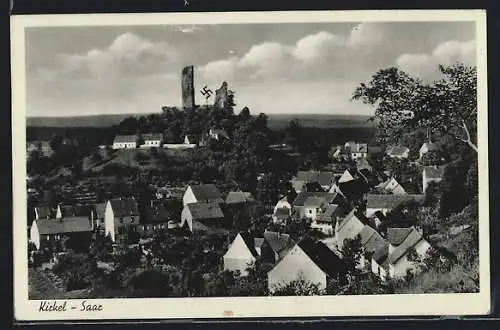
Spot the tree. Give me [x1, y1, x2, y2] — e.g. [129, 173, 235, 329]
[341, 235, 363, 274]
[271, 277, 324, 296]
[352, 64, 477, 152]
[284, 118, 302, 147]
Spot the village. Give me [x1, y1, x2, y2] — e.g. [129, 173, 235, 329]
[26, 64, 476, 297]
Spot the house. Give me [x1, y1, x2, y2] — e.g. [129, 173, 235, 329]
[181, 202, 225, 232]
[357, 225, 386, 268]
[223, 232, 260, 276]
[422, 165, 446, 193]
[386, 146, 410, 159]
[162, 135, 197, 149]
[365, 194, 425, 218]
[334, 208, 367, 249]
[375, 177, 407, 195]
[141, 133, 163, 148]
[372, 227, 431, 279]
[208, 128, 229, 141]
[112, 135, 137, 149]
[349, 143, 368, 160]
[225, 191, 255, 205]
[337, 179, 369, 202]
[261, 231, 295, 263]
[30, 214, 94, 250]
[291, 171, 336, 191]
[104, 197, 140, 242]
[273, 197, 292, 224]
[292, 191, 343, 220]
[419, 141, 439, 159]
[371, 243, 390, 280]
[338, 169, 358, 183]
[34, 205, 52, 220]
[139, 201, 171, 236]
[311, 204, 342, 236]
[267, 238, 347, 292]
[183, 184, 224, 206]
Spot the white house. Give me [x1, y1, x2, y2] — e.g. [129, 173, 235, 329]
[311, 204, 340, 236]
[183, 184, 223, 206]
[267, 238, 346, 292]
[292, 191, 342, 220]
[104, 197, 140, 242]
[371, 227, 431, 280]
[422, 165, 446, 193]
[335, 208, 366, 249]
[375, 177, 407, 195]
[112, 135, 137, 149]
[350, 143, 368, 160]
[273, 197, 292, 223]
[141, 133, 163, 148]
[223, 233, 260, 276]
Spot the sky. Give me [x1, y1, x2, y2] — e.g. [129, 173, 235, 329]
[25, 21, 476, 117]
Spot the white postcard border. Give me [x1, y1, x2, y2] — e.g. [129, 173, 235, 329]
[11, 10, 490, 321]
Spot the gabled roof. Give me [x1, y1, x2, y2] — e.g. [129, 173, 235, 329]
[186, 202, 224, 220]
[372, 243, 389, 263]
[263, 231, 294, 255]
[317, 204, 340, 223]
[34, 205, 51, 219]
[423, 165, 446, 179]
[295, 171, 336, 187]
[366, 194, 425, 209]
[337, 208, 368, 231]
[297, 238, 347, 277]
[254, 237, 265, 249]
[338, 178, 369, 198]
[387, 227, 414, 246]
[292, 191, 339, 207]
[109, 198, 139, 217]
[386, 145, 409, 157]
[189, 184, 223, 202]
[225, 191, 255, 204]
[351, 143, 368, 153]
[356, 158, 371, 170]
[59, 205, 92, 218]
[388, 228, 425, 264]
[142, 133, 163, 141]
[35, 217, 93, 235]
[240, 232, 260, 258]
[359, 226, 386, 254]
[113, 135, 137, 143]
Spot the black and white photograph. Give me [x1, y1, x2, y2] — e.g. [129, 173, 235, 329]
[11, 10, 489, 320]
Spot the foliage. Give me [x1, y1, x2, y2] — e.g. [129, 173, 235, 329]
[341, 235, 364, 274]
[352, 64, 477, 152]
[271, 277, 324, 296]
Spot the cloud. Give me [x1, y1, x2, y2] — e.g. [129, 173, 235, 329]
[46, 32, 179, 80]
[292, 31, 343, 63]
[396, 39, 476, 78]
[347, 23, 384, 47]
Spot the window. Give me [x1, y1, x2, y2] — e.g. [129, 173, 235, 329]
[309, 210, 312, 214]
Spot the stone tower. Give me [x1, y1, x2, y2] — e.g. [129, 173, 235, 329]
[181, 65, 195, 109]
[214, 81, 229, 109]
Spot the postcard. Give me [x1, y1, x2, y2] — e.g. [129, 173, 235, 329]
[11, 9, 490, 321]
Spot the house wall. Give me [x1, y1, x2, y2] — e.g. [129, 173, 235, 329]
[268, 245, 327, 292]
[104, 201, 116, 242]
[371, 259, 388, 281]
[223, 234, 257, 276]
[183, 187, 197, 206]
[423, 175, 442, 193]
[338, 171, 354, 183]
[389, 239, 431, 278]
[392, 185, 407, 195]
[335, 217, 365, 249]
[30, 221, 40, 250]
[180, 207, 193, 231]
[162, 144, 196, 149]
[142, 140, 161, 148]
[112, 142, 136, 149]
[303, 206, 321, 220]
